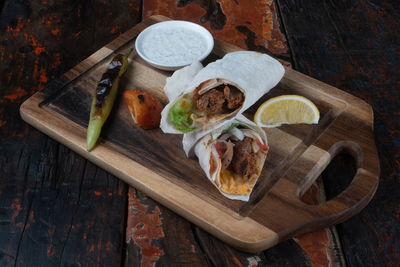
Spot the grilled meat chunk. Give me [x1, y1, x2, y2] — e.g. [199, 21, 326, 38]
[223, 86, 243, 109]
[195, 84, 244, 114]
[196, 89, 225, 113]
[231, 137, 258, 180]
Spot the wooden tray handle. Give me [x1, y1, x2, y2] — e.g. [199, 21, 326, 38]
[270, 116, 380, 239]
[308, 140, 378, 218]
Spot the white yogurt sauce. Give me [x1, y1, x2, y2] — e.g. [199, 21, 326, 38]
[141, 27, 207, 65]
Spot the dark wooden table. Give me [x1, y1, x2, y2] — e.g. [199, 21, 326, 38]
[1, 0, 399, 266]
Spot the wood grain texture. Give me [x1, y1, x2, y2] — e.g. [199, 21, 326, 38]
[126, 189, 313, 266]
[20, 15, 379, 252]
[0, 0, 141, 265]
[125, 187, 210, 266]
[0, 133, 128, 266]
[297, 177, 347, 267]
[276, 0, 400, 265]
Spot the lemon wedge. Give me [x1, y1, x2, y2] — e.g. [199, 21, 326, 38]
[254, 95, 320, 127]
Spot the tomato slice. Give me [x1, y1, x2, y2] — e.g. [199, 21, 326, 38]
[123, 90, 163, 130]
[255, 138, 269, 152]
[214, 142, 227, 157]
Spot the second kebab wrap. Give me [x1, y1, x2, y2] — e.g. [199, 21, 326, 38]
[160, 51, 285, 134]
[184, 114, 268, 201]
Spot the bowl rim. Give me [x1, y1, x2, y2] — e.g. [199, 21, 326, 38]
[135, 20, 214, 70]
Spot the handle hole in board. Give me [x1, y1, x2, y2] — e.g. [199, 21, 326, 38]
[300, 143, 358, 205]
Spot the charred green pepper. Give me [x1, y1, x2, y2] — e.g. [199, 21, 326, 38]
[86, 49, 132, 151]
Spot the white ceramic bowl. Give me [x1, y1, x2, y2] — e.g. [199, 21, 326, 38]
[135, 21, 214, 71]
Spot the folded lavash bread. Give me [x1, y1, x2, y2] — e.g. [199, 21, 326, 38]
[160, 51, 285, 134]
[164, 61, 204, 101]
[186, 114, 268, 201]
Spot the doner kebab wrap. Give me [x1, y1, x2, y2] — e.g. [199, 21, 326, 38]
[160, 51, 284, 134]
[183, 114, 268, 201]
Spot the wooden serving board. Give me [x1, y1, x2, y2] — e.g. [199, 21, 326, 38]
[20, 15, 379, 252]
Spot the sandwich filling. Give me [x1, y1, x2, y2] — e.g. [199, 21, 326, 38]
[209, 125, 268, 195]
[168, 79, 244, 132]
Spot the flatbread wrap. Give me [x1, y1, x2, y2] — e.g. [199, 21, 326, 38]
[190, 114, 268, 201]
[164, 61, 203, 102]
[160, 51, 284, 134]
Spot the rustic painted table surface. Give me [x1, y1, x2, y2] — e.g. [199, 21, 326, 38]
[0, 0, 399, 266]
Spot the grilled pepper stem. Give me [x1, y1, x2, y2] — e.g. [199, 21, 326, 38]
[86, 49, 133, 151]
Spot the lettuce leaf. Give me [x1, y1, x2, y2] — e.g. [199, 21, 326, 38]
[168, 98, 195, 133]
